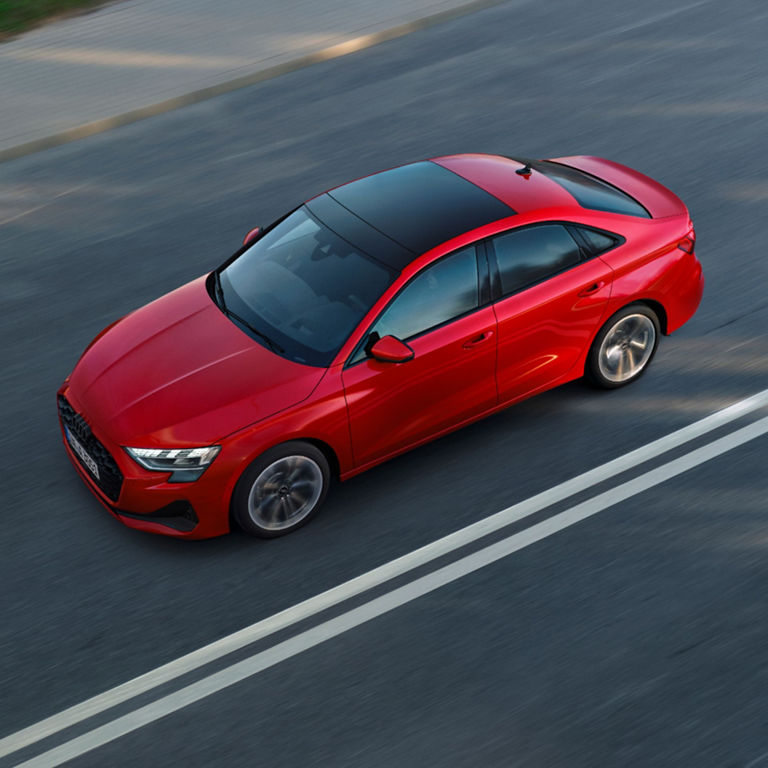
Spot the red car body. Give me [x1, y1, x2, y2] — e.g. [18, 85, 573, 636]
[58, 154, 703, 538]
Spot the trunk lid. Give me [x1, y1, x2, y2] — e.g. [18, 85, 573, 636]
[548, 155, 688, 218]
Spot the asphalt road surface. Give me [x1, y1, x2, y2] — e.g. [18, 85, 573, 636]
[2, 0, 768, 765]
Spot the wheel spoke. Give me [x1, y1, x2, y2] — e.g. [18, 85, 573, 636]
[281, 496, 297, 519]
[263, 495, 281, 523]
[290, 488, 310, 505]
[286, 458, 303, 483]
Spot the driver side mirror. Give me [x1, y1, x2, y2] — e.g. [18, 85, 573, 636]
[370, 335, 414, 363]
[243, 226, 262, 247]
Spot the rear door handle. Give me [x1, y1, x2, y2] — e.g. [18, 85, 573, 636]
[578, 281, 605, 297]
[463, 330, 494, 349]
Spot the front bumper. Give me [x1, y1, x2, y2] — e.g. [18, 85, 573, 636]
[57, 390, 231, 539]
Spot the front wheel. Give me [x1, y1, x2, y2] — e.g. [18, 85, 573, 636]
[586, 304, 660, 389]
[232, 441, 331, 537]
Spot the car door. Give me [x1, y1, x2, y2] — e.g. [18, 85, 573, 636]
[342, 245, 497, 469]
[488, 223, 614, 404]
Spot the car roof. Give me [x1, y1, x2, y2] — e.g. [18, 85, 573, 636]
[432, 154, 577, 214]
[306, 155, 581, 272]
[307, 160, 515, 271]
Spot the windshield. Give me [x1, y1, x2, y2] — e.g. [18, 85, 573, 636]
[218, 207, 395, 366]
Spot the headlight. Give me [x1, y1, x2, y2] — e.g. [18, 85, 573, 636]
[124, 446, 220, 482]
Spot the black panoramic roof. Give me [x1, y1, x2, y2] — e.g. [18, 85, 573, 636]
[305, 194, 412, 273]
[312, 161, 515, 270]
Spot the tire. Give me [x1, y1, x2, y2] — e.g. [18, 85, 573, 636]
[586, 303, 661, 389]
[231, 441, 331, 538]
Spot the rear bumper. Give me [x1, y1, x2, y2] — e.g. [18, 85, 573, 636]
[667, 249, 704, 334]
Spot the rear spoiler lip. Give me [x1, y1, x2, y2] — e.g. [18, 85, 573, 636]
[547, 155, 688, 219]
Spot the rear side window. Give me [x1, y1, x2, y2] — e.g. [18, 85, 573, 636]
[533, 161, 651, 218]
[490, 224, 582, 296]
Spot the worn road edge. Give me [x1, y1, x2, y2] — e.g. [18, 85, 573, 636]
[0, 0, 507, 164]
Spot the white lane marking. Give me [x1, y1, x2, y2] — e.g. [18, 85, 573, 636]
[16, 414, 768, 768]
[1, 390, 767, 759]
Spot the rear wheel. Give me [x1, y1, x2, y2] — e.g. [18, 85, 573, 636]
[586, 304, 660, 389]
[232, 441, 330, 537]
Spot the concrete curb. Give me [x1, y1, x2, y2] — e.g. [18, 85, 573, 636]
[0, 0, 504, 164]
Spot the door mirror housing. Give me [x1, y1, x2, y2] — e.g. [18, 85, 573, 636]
[370, 335, 414, 363]
[242, 226, 262, 247]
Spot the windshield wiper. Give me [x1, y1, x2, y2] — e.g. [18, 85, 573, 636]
[213, 269, 226, 310]
[214, 269, 285, 354]
[226, 309, 285, 355]
[228, 307, 285, 355]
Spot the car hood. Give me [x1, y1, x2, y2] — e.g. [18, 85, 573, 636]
[68, 275, 325, 445]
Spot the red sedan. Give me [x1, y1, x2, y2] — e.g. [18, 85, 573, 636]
[58, 154, 703, 539]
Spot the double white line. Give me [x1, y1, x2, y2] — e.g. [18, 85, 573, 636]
[5, 389, 768, 766]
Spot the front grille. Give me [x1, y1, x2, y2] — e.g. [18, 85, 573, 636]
[58, 395, 124, 502]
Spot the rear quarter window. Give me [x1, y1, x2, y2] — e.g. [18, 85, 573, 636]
[575, 227, 620, 255]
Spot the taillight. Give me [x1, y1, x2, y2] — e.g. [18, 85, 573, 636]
[678, 228, 696, 254]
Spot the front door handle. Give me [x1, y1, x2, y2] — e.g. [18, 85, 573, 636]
[463, 330, 494, 349]
[578, 281, 605, 297]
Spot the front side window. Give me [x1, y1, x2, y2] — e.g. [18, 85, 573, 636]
[490, 224, 582, 296]
[370, 246, 479, 343]
[219, 207, 395, 366]
[348, 245, 480, 365]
